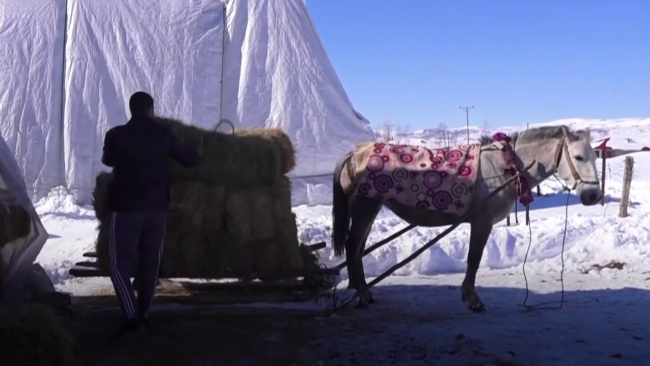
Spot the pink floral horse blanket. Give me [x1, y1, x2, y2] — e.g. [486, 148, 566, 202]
[355, 142, 482, 216]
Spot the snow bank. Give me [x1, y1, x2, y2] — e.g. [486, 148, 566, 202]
[295, 180, 650, 279]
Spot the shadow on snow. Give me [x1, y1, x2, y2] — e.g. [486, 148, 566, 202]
[327, 282, 650, 365]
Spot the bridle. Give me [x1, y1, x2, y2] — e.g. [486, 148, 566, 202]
[551, 128, 600, 191]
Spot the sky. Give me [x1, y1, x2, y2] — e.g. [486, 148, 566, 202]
[307, 0, 650, 130]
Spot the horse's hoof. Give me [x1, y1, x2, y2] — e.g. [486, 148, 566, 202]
[468, 303, 486, 313]
[362, 292, 377, 305]
[355, 300, 370, 309]
[333, 289, 359, 309]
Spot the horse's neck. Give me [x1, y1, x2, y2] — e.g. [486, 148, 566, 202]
[514, 138, 559, 188]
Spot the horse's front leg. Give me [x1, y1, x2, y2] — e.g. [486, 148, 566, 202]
[461, 219, 493, 312]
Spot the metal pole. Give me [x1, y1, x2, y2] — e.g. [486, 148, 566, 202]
[459, 105, 474, 144]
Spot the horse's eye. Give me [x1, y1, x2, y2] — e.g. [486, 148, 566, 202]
[575, 156, 584, 162]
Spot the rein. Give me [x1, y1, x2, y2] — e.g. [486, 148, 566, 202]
[553, 128, 601, 189]
[506, 127, 601, 310]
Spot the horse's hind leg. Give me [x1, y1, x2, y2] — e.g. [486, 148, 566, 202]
[346, 197, 382, 308]
[461, 219, 493, 313]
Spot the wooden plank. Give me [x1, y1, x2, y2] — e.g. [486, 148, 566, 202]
[178, 280, 309, 292]
[76, 261, 100, 268]
[70, 261, 340, 280]
[303, 242, 326, 252]
[69, 266, 103, 278]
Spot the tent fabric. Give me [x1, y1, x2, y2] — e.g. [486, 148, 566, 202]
[0, 0, 67, 201]
[0, 132, 49, 304]
[0, 0, 372, 297]
[0, 0, 374, 206]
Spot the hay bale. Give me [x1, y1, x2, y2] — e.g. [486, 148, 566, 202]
[95, 214, 238, 279]
[155, 117, 285, 188]
[0, 304, 74, 366]
[93, 172, 112, 274]
[270, 178, 303, 271]
[159, 229, 253, 278]
[224, 187, 276, 242]
[170, 181, 225, 229]
[91, 119, 304, 278]
[242, 178, 303, 276]
[234, 128, 296, 174]
[92, 171, 112, 222]
[0, 195, 32, 248]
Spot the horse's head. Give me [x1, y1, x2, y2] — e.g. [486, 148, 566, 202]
[555, 127, 602, 205]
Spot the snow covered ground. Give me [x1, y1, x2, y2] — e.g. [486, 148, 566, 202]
[33, 117, 650, 365]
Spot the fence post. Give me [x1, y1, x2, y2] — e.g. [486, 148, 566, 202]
[601, 147, 607, 205]
[514, 204, 519, 224]
[619, 156, 634, 218]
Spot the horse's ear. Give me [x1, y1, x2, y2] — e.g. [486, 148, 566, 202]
[574, 128, 592, 142]
[479, 135, 494, 146]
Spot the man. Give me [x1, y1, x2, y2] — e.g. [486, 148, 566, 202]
[101, 91, 202, 340]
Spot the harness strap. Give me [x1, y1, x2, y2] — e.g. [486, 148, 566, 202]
[491, 133, 534, 206]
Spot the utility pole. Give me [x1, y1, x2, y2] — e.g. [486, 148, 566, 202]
[459, 105, 474, 144]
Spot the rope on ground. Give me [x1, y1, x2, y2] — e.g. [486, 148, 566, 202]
[520, 185, 599, 311]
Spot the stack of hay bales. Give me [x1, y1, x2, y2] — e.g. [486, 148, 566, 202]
[0, 191, 33, 287]
[0, 304, 74, 366]
[93, 117, 304, 279]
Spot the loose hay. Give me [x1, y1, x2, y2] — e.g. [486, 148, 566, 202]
[93, 117, 306, 280]
[0, 251, 5, 289]
[0, 304, 74, 366]
[0, 195, 32, 288]
[0, 196, 32, 248]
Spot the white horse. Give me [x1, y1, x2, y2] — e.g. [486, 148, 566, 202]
[331, 125, 602, 312]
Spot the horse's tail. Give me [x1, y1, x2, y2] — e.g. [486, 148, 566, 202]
[332, 152, 353, 257]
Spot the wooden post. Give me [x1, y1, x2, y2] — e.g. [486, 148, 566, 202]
[619, 156, 634, 218]
[506, 215, 510, 226]
[599, 140, 608, 205]
[536, 186, 541, 196]
[514, 204, 519, 224]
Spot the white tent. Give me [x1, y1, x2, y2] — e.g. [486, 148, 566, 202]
[0, 0, 374, 207]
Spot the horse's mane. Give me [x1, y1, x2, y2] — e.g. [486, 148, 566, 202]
[479, 125, 592, 146]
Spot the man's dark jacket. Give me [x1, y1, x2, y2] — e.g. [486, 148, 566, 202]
[101, 116, 201, 212]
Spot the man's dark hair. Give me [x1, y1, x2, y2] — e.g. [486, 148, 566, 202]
[129, 91, 154, 116]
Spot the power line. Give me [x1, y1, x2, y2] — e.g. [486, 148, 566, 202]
[459, 105, 474, 144]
